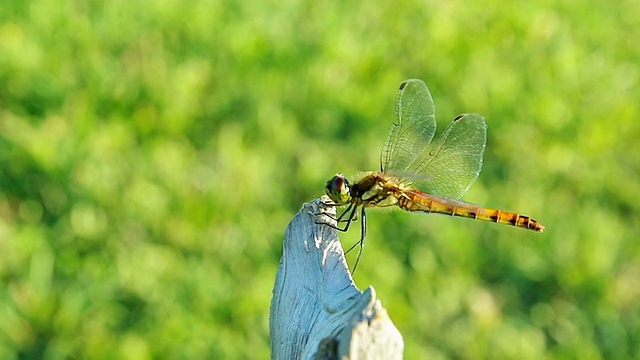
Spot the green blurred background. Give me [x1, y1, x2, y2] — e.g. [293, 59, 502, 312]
[1, 0, 638, 358]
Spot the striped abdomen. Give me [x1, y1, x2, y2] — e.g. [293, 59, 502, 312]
[397, 190, 544, 232]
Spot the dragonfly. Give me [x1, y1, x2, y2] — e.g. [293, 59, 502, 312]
[324, 79, 544, 271]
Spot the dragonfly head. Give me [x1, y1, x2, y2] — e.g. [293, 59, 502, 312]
[325, 173, 352, 205]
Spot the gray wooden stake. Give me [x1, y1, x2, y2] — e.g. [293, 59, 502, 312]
[270, 197, 403, 360]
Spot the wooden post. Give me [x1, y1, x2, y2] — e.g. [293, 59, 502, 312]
[270, 198, 403, 359]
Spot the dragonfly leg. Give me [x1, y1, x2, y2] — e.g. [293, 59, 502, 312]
[317, 204, 367, 273]
[320, 199, 358, 221]
[332, 205, 356, 223]
[345, 207, 367, 273]
[335, 204, 358, 225]
[315, 200, 340, 220]
[315, 203, 357, 232]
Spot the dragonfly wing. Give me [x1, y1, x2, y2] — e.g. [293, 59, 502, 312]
[409, 113, 487, 199]
[380, 79, 437, 172]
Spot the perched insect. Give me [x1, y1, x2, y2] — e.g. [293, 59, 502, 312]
[324, 79, 544, 271]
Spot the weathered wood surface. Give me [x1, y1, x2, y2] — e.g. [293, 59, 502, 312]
[270, 198, 403, 360]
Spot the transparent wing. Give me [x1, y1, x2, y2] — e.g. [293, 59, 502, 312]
[380, 79, 436, 172]
[408, 113, 487, 199]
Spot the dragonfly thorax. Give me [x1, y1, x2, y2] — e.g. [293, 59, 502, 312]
[325, 173, 353, 205]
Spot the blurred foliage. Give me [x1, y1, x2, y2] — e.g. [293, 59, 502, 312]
[0, 0, 639, 358]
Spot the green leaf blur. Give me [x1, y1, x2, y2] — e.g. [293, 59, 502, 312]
[1, 0, 638, 358]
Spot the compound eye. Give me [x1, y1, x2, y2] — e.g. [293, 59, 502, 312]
[325, 174, 351, 205]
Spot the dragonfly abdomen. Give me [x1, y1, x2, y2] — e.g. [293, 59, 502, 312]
[399, 190, 544, 232]
[472, 208, 544, 232]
